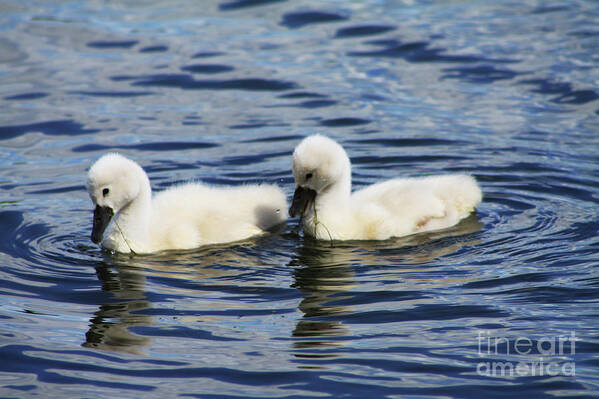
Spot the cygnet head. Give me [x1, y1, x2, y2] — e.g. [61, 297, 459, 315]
[87, 153, 148, 244]
[289, 135, 351, 217]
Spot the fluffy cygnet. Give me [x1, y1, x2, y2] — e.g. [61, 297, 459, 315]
[87, 153, 287, 253]
[289, 135, 482, 240]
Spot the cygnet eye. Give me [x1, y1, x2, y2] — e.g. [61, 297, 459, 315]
[102, 188, 109, 197]
[305, 172, 313, 180]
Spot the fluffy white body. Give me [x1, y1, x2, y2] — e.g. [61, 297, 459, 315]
[87, 153, 287, 253]
[289, 135, 482, 241]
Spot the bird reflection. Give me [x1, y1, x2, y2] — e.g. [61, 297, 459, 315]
[289, 213, 483, 363]
[291, 239, 356, 358]
[83, 261, 153, 355]
[83, 236, 289, 355]
[370, 213, 484, 263]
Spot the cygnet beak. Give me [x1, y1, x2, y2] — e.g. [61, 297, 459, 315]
[289, 186, 317, 218]
[91, 205, 114, 244]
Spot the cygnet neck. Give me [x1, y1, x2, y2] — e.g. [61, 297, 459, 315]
[317, 158, 352, 215]
[112, 171, 152, 252]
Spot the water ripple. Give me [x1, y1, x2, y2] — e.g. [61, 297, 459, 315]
[120, 73, 298, 92]
[335, 24, 396, 39]
[280, 10, 349, 29]
[0, 120, 100, 140]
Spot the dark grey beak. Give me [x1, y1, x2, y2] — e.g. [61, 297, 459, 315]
[91, 205, 114, 244]
[289, 186, 317, 218]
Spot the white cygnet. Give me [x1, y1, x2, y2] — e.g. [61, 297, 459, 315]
[289, 135, 482, 241]
[87, 153, 287, 253]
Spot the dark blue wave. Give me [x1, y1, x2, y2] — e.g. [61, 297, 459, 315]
[0, 345, 153, 391]
[347, 137, 467, 147]
[28, 185, 83, 195]
[351, 154, 468, 165]
[319, 117, 371, 127]
[551, 89, 599, 105]
[335, 304, 509, 324]
[229, 122, 272, 129]
[219, 0, 286, 11]
[348, 39, 519, 64]
[280, 11, 349, 29]
[4, 92, 49, 100]
[334, 24, 396, 38]
[118, 73, 297, 91]
[462, 272, 552, 289]
[181, 64, 235, 74]
[278, 91, 328, 99]
[531, 5, 571, 14]
[139, 45, 169, 53]
[0, 120, 100, 140]
[242, 134, 303, 143]
[325, 290, 426, 307]
[130, 326, 244, 341]
[442, 65, 521, 83]
[297, 99, 337, 108]
[68, 91, 155, 97]
[0, 211, 24, 256]
[87, 40, 138, 49]
[222, 150, 290, 165]
[71, 141, 219, 153]
[519, 78, 599, 104]
[270, 98, 338, 108]
[191, 51, 226, 58]
[501, 286, 599, 303]
[568, 29, 599, 38]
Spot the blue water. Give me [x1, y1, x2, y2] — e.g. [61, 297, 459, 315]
[1, 0, 598, 397]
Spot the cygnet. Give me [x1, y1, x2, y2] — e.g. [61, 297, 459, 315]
[87, 153, 287, 253]
[289, 135, 481, 240]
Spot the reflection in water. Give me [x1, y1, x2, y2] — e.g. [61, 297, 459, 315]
[290, 214, 483, 363]
[374, 213, 484, 263]
[83, 237, 291, 354]
[121, 236, 290, 288]
[291, 240, 355, 360]
[82, 216, 483, 359]
[291, 241, 354, 338]
[83, 262, 153, 355]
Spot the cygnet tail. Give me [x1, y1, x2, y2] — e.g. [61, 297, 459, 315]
[436, 174, 482, 218]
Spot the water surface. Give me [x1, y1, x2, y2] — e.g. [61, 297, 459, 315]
[1, 0, 598, 398]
